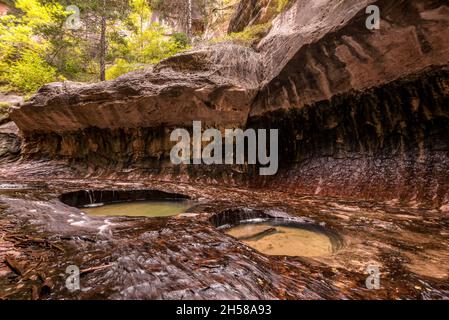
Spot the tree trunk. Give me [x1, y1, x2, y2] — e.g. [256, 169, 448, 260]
[187, 0, 192, 36]
[99, 6, 107, 81]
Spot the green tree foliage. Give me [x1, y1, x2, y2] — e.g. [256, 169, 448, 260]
[7, 50, 57, 93]
[105, 58, 140, 80]
[211, 22, 271, 46]
[0, 0, 61, 93]
[0, 0, 191, 93]
[105, 0, 190, 80]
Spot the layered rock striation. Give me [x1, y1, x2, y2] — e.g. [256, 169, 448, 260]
[248, 0, 449, 208]
[9, 0, 449, 208]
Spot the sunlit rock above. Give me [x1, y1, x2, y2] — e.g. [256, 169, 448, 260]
[11, 44, 262, 133]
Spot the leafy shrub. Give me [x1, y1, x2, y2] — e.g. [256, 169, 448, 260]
[5, 51, 57, 93]
[127, 24, 187, 64]
[0, 0, 194, 91]
[0, 0, 62, 93]
[212, 23, 272, 46]
[172, 32, 190, 48]
[106, 58, 143, 80]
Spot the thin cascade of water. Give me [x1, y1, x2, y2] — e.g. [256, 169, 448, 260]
[85, 189, 95, 204]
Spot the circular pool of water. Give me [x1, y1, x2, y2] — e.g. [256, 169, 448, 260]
[225, 219, 341, 257]
[59, 189, 194, 218]
[81, 200, 193, 217]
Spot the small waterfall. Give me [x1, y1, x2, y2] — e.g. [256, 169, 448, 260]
[85, 189, 94, 204]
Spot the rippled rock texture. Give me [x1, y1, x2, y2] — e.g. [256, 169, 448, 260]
[250, 67, 449, 208]
[2, 0, 449, 301]
[1, 181, 448, 299]
[247, 0, 449, 208]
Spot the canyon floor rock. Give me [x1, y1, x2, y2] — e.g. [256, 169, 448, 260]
[0, 175, 448, 299]
[1, 0, 449, 300]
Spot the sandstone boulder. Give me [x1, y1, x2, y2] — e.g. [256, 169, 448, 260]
[11, 44, 262, 134]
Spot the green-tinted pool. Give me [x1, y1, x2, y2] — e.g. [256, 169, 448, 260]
[82, 200, 193, 217]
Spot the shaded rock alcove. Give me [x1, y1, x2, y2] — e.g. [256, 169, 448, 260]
[7, 0, 449, 208]
[59, 189, 191, 208]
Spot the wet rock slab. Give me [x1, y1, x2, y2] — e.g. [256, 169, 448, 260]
[0, 180, 448, 300]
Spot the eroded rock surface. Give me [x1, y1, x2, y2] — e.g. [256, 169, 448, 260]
[0, 122, 21, 162]
[253, 0, 449, 113]
[6, 1, 449, 206]
[246, 0, 449, 208]
[12, 44, 262, 134]
[250, 67, 449, 208]
[228, 0, 276, 33]
[1, 0, 448, 301]
[0, 181, 448, 299]
[3, 0, 449, 301]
